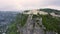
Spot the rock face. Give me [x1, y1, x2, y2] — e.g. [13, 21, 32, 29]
[19, 14, 57, 34]
[46, 31, 57, 34]
[20, 15, 56, 34]
[22, 14, 44, 34]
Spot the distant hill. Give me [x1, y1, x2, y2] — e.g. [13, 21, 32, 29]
[39, 8, 60, 15]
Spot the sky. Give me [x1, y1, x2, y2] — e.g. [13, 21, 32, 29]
[0, 0, 60, 11]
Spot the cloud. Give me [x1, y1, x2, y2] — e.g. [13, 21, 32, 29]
[0, 0, 60, 11]
[43, 5, 60, 10]
[0, 0, 18, 11]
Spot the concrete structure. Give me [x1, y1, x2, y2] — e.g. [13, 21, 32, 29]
[23, 10, 48, 15]
[23, 9, 60, 17]
[50, 12, 60, 17]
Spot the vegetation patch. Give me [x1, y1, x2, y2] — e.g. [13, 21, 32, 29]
[6, 13, 28, 34]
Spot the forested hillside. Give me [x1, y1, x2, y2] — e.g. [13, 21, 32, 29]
[41, 15, 60, 34]
[39, 8, 60, 15]
[6, 13, 28, 34]
[6, 9, 60, 34]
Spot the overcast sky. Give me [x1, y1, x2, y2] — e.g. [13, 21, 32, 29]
[0, 0, 60, 11]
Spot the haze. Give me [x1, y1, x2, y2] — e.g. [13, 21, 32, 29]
[0, 0, 60, 11]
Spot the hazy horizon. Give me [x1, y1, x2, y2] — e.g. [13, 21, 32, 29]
[0, 0, 60, 11]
